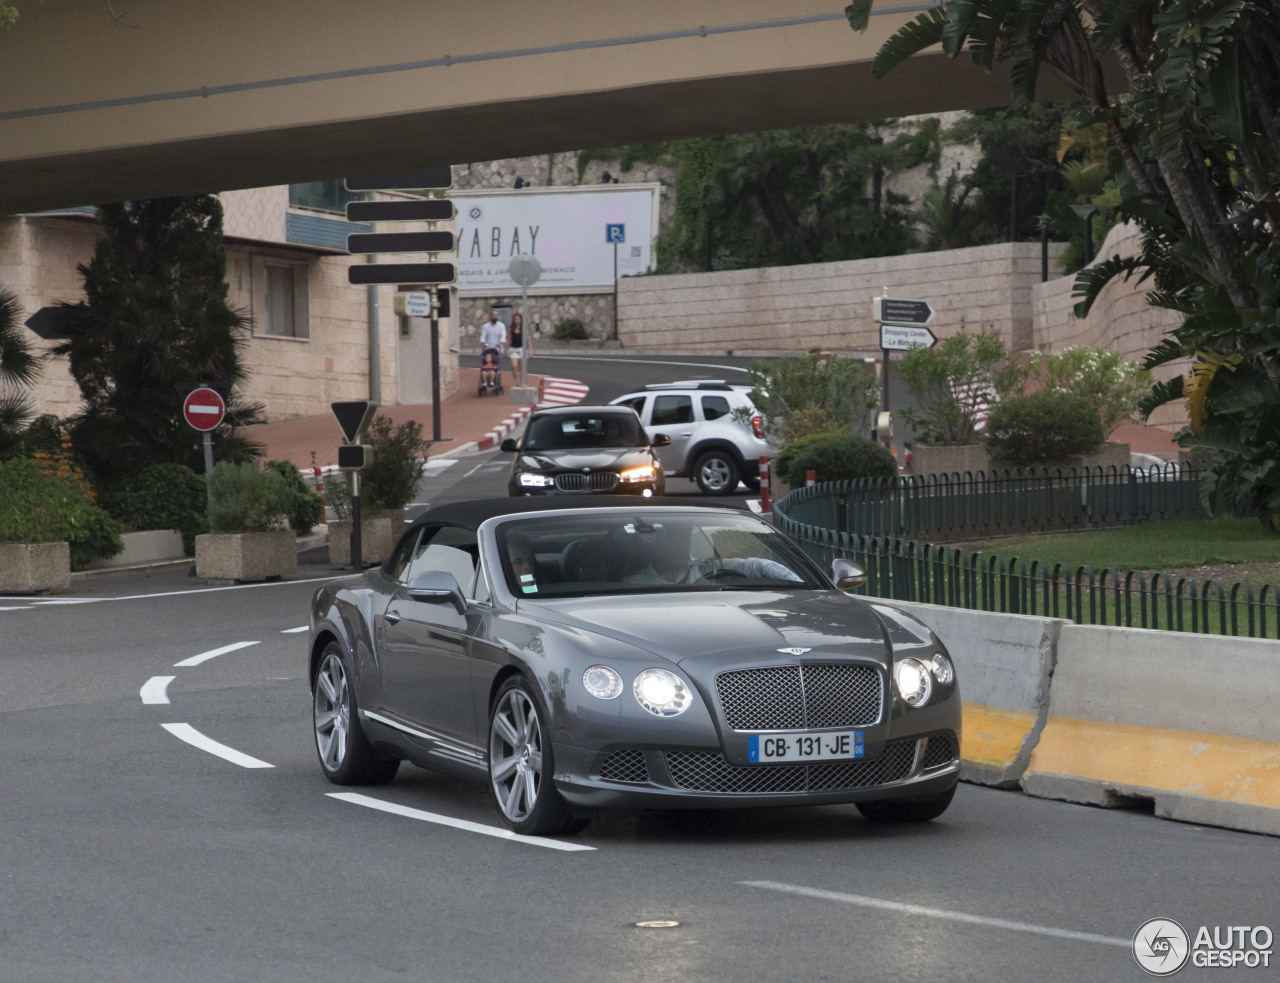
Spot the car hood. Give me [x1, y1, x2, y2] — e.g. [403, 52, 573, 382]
[517, 590, 892, 665]
[518, 448, 652, 471]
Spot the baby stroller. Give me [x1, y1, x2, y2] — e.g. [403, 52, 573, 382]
[477, 347, 504, 397]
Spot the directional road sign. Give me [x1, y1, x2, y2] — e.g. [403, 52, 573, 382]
[880, 323, 938, 351]
[183, 387, 225, 431]
[346, 231, 454, 255]
[606, 223, 625, 244]
[345, 167, 452, 192]
[331, 400, 378, 444]
[873, 297, 936, 326]
[345, 199, 456, 223]
[394, 290, 451, 318]
[348, 262, 456, 286]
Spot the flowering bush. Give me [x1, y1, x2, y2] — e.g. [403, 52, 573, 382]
[0, 436, 122, 568]
[1026, 347, 1152, 437]
[362, 415, 431, 510]
[207, 460, 291, 533]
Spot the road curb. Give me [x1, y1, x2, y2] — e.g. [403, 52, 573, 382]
[476, 405, 535, 451]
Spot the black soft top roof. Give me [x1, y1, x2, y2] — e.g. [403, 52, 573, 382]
[409, 495, 744, 533]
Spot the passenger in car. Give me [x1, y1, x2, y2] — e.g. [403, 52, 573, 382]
[567, 539, 616, 583]
[623, 522, 802, 586]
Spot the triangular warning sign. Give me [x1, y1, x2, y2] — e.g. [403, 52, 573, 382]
[331, 400, 378, 443]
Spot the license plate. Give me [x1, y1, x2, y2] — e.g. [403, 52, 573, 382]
[747, 730, 864, 763]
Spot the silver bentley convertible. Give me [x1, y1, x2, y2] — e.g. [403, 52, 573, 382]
[308, 498, 961, 836]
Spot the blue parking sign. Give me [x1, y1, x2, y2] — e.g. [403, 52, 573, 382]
[606, 223, 625, 244]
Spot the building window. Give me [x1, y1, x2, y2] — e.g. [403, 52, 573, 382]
[253, 256, 310, 339]
[289, 180, 364, 215]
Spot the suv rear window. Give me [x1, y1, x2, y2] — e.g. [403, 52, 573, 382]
[701, 395, 732, 420]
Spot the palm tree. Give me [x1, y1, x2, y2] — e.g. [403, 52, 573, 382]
[0, 287, 39, 458]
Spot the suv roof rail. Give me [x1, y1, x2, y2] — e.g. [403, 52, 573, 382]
[643, 380, 737, 391]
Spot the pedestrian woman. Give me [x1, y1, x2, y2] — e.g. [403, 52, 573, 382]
[508, 312, 530, 387]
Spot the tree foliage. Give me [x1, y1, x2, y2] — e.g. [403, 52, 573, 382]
[849, 0, 1280, 529]
[0, 287, 38, 459]
[48, 197, 264, 485]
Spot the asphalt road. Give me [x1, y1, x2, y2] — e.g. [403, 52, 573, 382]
[2, 355, 1275, 982]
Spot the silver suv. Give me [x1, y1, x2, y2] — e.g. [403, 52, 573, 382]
[610, 381, 776, 495]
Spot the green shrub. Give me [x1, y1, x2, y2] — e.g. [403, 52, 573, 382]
[362, 415, 431, 511]
[265, 459, 324, 535]
[1027, 346, 1152, 437]
[775, 431, 844, 485]
[984, 388, 1105, 465]
[207, 461, 291, 533]
[896, 332, 1023, 445]
[0, 447, 122, 569]
[782, 434, 897, 487]
[105, 462, 207, 554]
[748, 354, 878, 442]
[552, 317, 590, 341]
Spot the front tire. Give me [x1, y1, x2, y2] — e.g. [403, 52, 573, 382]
[855, 783, 956, 823]
[488, 677, 587, 835]
[313, 643, 399, 785]
[694, 449, 739, 496]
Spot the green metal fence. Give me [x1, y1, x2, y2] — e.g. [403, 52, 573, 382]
[773, 469, 1280, 639]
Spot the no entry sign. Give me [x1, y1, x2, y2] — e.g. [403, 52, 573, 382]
[183, 387, 225, 431]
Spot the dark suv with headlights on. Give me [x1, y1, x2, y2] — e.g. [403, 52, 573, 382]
[501, 405, 669, 497]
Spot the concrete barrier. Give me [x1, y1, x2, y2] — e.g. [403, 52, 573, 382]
[1022, 624, 1280, 836]
[893, 601, 1065, 788]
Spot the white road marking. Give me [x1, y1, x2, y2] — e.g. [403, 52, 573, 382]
[174, 640, 259, 667]
[424, 459, 458, 474]
[742, 882, 1130, 948]
[25, 575, 348, 606]
[0, 605, 36, 612]
[326, 792, 596, 852]
[281, 626, 309, 634]
[140, 676, 176, 704]
[161, 723, 274, 768]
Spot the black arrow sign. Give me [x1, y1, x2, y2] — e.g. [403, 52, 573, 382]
[347, 231, 455, 255]
[348, 262, 456, 286]
[345, 199, 455, 223]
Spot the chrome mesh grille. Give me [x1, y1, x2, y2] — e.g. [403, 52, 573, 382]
[599, 749, 649, 784]
[664, 739, 916, 794]
[715, 664, 882, 731]
[921, 735, 957, 770]
[554, 472, 619, 492]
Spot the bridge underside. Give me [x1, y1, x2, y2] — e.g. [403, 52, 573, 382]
[0, 1, 1041, 215]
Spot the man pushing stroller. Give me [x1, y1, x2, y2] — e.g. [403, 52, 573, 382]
[477, 309, 507, 397]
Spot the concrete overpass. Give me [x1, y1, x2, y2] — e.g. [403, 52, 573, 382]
[0, 0, 1031, 215]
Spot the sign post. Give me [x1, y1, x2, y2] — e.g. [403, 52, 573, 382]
[331, 400, 378, 568]
[606, 224, 625, 339]
[872, 295, 937, 416]
[183, 386, 226, 525]
[507, 254, 543, 386]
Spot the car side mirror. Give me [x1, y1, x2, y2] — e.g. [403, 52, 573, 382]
[500, 437, 518, 452]
[407, 569, 467, 614]
[651, 432, 672, 447]
[831, 558, 866, 592]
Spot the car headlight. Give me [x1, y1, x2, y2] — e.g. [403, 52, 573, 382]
[930, 653, 954, 685]
[620, 465, 656, 483]
[582, 665, 623, 700]
[633, 668, 691, 716]
[518, 472, 553, 487]
[894, 658, 932, 707]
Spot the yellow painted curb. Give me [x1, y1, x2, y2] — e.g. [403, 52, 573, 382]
[960, 703, 1037, 771]
[1025, 718, 1280, 808]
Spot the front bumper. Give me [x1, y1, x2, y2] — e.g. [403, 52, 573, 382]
[509, 479, 663, 497]
[551, 731, 960, 813]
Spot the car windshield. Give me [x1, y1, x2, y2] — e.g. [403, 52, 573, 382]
[523, 412, 645, 450]
[494, 512, 828, 598]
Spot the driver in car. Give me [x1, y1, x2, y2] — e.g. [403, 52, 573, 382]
[623, 522, 802, 586]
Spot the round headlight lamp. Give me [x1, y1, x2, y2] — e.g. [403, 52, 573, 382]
[930, 653, 954, 686]
[582, 665, 623, 700]
[894, 658, 933, 708]
[633, 669, 691, 716]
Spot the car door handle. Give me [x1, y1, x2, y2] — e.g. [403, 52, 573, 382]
[680, 431, 694, 437]
[384, 611, 402, 625]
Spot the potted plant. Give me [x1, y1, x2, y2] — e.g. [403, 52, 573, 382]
[0, 436, 122, 591]
[326, 415, 430, 566]
[195, 460, 296, 581]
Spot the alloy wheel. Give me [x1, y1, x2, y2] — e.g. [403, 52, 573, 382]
[489, 688, 544, 824]
[314, 652, 351, 773]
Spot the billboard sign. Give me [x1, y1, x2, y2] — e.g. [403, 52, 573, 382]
[453, 184, 660, 295]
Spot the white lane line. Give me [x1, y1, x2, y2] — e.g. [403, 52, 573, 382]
[742, 882, 1130, 948]
[0, 606, 36, 612]
[326, 792, 596, 853]
[25, 574, 350, 606]
[281, 626, 309, 634]
[140, 676, 176, 704]
[174, 640, 259, 667]
[161, 723, 274, 769]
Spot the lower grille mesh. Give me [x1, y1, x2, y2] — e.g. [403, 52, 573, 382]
[921, 735, 958, 770]
[600, 749, 650, 784]
[664, 739, 917, 794]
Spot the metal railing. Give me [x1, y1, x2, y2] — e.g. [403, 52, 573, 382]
[773, 468, 1280, 639]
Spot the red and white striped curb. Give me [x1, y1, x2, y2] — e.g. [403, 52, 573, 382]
[476, 405, 536, 451]
[538, 376, 590, 406]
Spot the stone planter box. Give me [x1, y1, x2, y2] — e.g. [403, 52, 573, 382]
[195, 530, 297, 582]
[0, 541, 71, 593]
[86, 529, 185, 570]
[328, 511, 403, 567]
